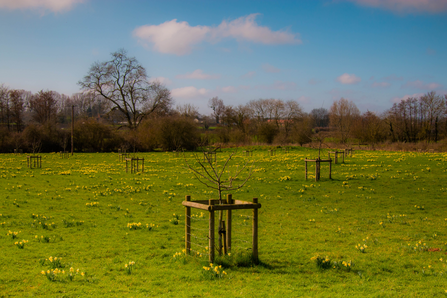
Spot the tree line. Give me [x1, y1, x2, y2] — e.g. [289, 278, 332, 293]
[1, 49, 446, 153]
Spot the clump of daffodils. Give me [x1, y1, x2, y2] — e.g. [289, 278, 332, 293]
[311, 255, 332, 270]
[46, 256, 63, 269]
[355, 243, 367, 253]
[42, 267, 84, 282]
[7, 230, 20, 239]
[127, 222, 142, 230]
[125, 261, 135, 274]
[14, 239, 28, 249]
[170, 214, 180, 225]
[202, 263, 227, 279]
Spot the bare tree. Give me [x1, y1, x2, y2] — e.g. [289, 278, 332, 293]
[78, 49, 172, 129]
[29, 90, 58, 125]
[329, 98, 360, 143]
[175, 103, 199, 119]
[208, 97, 225, 124]
[8, 90, 26, 132]
[310, 107, 329, 128]
[184, 149, 255, 255]
[419, 91, 445, 142]
[283, 100, 304, 138]
[0, 85, 10, 130]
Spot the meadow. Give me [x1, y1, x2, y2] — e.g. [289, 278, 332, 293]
[0, 147, 446, 297]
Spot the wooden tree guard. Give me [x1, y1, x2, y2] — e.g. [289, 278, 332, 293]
[304, 158, 332, 181]
[60, 151, 69, 159]
[283, 147, 289, 153]
[183, 194, 261, 263]
[173, 151, 180, 157]
[344, 148, 353, 157]
[203, 151, 216, 162]
[119, 153, 130, 162]
[267, 149, 275, 156]
[27, 155, 42, 168]
[125, 157, 144, 173]
[243, 150, 253, 157]
[328, 150, 345, 164]
[14, 149, 23, 154]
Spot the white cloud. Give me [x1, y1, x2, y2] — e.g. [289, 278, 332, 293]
[391, 93, 425, 103]
[133, 14, 301, 55]
[213, 14, 301, 45]
[403, 80, 443, 90]
[337, 73, 361, 85]
[176, 69, 220, 80]
[342, 0, 447, 14]
[171, 86, 209, 99]
[262, 63, 281, 73]
[133, 19, 210, 55]
[149, 77, 172, 86]
[0, 0, 84, 13]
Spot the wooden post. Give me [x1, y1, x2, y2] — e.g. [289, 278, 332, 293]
[342, 151, 345, 163]
[334, 152, 338, 164]
[329, 159, 332, 179]
[142, 158, 144, 173]
[305, 159, 308, 180]
[226, 194, 232, 254]
[185, 195, 191, 255]
[252, 198, 259, 263]
[315, 159, 320, 181]
[209, 199, 215, 263]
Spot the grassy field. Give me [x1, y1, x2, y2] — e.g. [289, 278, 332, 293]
[1, 147, 446, 297]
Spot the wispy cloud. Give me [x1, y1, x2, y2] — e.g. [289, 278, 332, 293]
[220, 86, 238, 93]
[262, 63, 281, 73]
[0, 0, 85, 13]
[391, 93, 425, 103]
[308, 78, 322, 85]
[176, 69, 220, 80]
[133, 14, 301, 55]
[371, 81, 391, 88]
[171, 86, 210, 99]
[242, 71, 256, 79]
[426, 47, 436, 55]
[402, 80, 443, 90]
[256, 81, 297, 91]
[340, 0, 447, 14]
[297, 96, 311, 104]
[337, 73, 361, 85]
[328, 88, 355, 99]
[384, 74, 403, 81]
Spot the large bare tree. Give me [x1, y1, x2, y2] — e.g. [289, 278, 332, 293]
[78, 49, 172, 129]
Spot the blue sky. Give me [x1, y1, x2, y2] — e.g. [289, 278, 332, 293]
[0, 0, 446, 115]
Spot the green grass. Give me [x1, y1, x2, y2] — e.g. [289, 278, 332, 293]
[1, 148, 447, 297]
